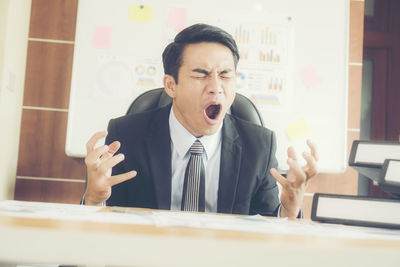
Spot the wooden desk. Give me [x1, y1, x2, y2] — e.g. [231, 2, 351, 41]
[0, 204, 399, 267]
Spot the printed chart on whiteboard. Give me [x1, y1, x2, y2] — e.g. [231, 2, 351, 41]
[229, 20, 293, 111]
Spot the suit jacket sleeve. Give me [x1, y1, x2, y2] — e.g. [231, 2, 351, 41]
[105, 118, 128, 206]
[249, 131, 280, 216]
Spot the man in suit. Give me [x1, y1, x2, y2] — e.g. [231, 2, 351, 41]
[83, 24, 319, 217]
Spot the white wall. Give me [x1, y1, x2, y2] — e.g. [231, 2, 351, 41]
[0, 0, 31, 200]
[0, 1, 9, 85]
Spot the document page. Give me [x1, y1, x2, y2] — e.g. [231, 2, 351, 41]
[1, 200, 400, 241]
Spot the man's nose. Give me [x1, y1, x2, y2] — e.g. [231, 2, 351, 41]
[207, 74, 223, 94]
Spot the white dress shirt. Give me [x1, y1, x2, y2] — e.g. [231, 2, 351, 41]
[169, 107, 222, 212]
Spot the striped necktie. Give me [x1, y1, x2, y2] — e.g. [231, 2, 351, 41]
[181, 140, 205, 212]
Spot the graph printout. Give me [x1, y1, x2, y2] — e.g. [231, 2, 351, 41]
[226, 20, 293, 111]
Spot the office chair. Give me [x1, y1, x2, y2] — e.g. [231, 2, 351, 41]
[126, 88, 265, 127]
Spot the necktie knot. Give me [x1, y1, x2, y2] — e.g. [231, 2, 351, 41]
[189, 140, 204, 155]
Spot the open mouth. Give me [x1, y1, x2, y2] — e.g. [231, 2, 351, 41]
[205, 104, 221, 120]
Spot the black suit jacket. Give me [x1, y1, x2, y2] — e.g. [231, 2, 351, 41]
[106, 104, 280, 216]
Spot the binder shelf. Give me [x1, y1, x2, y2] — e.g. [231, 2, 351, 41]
[349, 140, 400, 197]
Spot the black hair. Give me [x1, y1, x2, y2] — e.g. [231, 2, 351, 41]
[162, 23, 239, 83]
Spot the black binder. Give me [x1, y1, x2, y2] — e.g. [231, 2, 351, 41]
[311, 193, 400, 229]
[349, 140, 400, 197]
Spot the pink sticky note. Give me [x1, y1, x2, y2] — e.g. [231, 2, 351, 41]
[93, 26, 112, 49]
[299, 65, 323, 89]
[168, 7, 187, 31]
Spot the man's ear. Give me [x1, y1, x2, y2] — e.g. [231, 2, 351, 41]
[163, 75, 177, 98]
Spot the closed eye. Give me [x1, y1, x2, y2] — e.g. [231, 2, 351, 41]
[192, 75, 207, 79]
[191, 68, 210, 79]
[219, 69, 234, 79]
[191, 68, 234, 79]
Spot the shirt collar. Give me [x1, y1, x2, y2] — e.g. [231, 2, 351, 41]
[169, 105, 222, 159]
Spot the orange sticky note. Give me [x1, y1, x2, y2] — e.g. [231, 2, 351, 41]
[299, 65, 323, 89]
[168, 7, 187, 31]
[130, 5, 153, 23]
[93, 26, 112, 49]
[285, 119, 310, 142]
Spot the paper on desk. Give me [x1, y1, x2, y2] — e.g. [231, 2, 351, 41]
[0, 200, 156, 225]
[90, 207, 154, 225]
[1, 201, 400, 240]
[151, 211, 400, 240]
[152, 211, 284, 229]
[0, 200, 102, 220]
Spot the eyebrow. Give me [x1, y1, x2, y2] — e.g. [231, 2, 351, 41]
[192, 68, 210, 75]
[191, 68, 234, 75]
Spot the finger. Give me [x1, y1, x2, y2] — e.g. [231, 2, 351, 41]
[287, 158, 306, 187]
[86, 131, 108, 154]
[307, 139, 319, 161]
[270, 168, 288, 187]
[97, 153, 125, 174]
[302, 151, 319, 179]
[108, 141, 121, 154]
[85, 145, 109, 168]
[108, 170, 137, 187]
[99, 141, 121, 162]
[287, 146, 298, 161]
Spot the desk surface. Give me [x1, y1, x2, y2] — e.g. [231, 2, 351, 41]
[0, 201, 399, 267]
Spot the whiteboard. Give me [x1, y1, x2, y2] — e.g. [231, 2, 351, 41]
[66, 0, 349, 172]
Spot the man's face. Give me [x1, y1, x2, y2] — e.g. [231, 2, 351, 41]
[164, 42, 236, 137]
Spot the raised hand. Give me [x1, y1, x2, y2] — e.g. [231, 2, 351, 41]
[83, 131, 136, 205]
[270, 140, 319, 217]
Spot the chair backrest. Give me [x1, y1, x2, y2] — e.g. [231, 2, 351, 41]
[126, 88, 264, 127]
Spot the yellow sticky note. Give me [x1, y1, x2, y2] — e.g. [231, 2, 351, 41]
[130, 5, 153, 23]
[285, 119, 310, 142]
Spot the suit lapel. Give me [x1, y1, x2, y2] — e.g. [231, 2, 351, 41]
[145, 105, 172, 210]
[217, 115, 242, 213]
